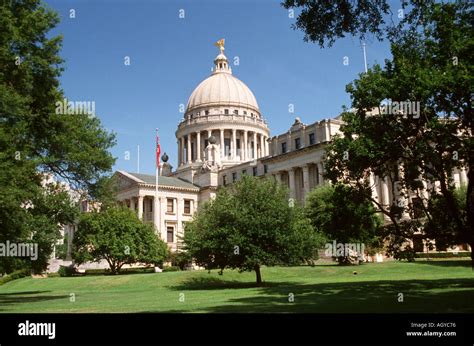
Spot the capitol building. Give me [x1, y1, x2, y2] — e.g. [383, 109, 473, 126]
[112, 41, 469, 254]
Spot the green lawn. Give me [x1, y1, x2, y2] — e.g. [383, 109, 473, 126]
[0, 260, 473, 313]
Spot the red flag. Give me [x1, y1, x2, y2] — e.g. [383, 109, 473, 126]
[156, 131, 161, 168]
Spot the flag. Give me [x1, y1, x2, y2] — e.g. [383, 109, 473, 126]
[156, 130, 161, 168]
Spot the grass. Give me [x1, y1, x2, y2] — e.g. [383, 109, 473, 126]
[0, 260, 473, 313]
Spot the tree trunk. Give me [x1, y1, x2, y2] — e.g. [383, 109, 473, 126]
[466, 168, 474, 268]
[254, 264, 262, 285]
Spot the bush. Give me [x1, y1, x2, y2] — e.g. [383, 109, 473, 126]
[48, 272, 61, 278]
[0, 269, 31, 285]
[167, 251, 192, 270]
[84, 267, 155, 276]
[394, 246, 416, 262]
[415, 251, 471, 259]
[162, 266, 180, 272]
[58, 265, 76, 277]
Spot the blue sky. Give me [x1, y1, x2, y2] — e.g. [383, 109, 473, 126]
[45, 0, 394, 174]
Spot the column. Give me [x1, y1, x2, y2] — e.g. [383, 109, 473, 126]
[324, 120, 331, 142]
[253, 132, 257, 159]
[232, 129, 237, 160]
[153, 196, 160, 231]
[275, 172, 282, 183]
[243, 130, 248, 160]
[137, 196, 144, 220]
[302, 165, 310, 198]
[459, 167, 467, 186]
[317, 162, 324, 185]
[288, 168, 296, 199]
[265, 137, 269, 156]
[260, 134, 264, 158]
[180, 137, 184, 166]
[220, 129, 225, 159]
[187, 135, 191, 163]
[177, 139, 181, 166]
[382, 177, 390, 206]
[369, 172, 378, 200]
[196, 131, 201, 161]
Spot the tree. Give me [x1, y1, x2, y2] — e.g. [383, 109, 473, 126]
[305, 184, 382, 264]
[184, 175, 325, 284]
[73, 207, 169, 274]
[0, 1, 116, 273]
[283, 0, 473, 262]
[282, 0, 433, 47]
[424, 185, 468, 251]
[322, 2, 473, 261]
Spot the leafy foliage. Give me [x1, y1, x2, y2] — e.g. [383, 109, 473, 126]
[73, 207, 169, 274]
[320, 2, 473, 261]
[184, 175, 325, 284]
[0, 1, 116, 273]
[305, 184, 383, 264]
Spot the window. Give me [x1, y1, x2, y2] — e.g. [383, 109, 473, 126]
[167, 227, 174, 243]
[281, 142, 287, 153]
[253, 167, 257, 176]
[295, 137, 301, 150]
[224, 109, 229, 115]
[233, 110, 238, 115]
[242, 169, 247, 175]
[196, 112, 200, 116]
[184, 200, 191, 214]
[243, 111, 247, 115]
[223, 175, 227, 186]
[167, 198, 174, 213]
[204, 139, 209, 148]
[309, 133, 315, 145]
[232, 172, 237, 182]
[251, 113, 254, 117]
[236, 138, 241, 156]
[264, 165, 268, 174]
[205, 110, 209, 115]
[224, 138, 231, 157]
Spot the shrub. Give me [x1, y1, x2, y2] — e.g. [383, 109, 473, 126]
[162, 266, 180, 272]
[415, 251, 471, 259]
[58, 265, 76, 277]
[394, 246, 416, 262]
[48, 272, 61, 278]
[168, 251, 192, 270]
[0, 269, 31, 285]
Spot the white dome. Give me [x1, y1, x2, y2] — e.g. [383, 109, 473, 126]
[186, 73, 259, 113]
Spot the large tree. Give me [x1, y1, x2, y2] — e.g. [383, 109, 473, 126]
[74, 207, 169, 274]
[0, 1, 116, 273]
[184, 175, 325, 284]
[284, 0, 473, 262]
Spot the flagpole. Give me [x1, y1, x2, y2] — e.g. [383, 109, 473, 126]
[155, 129, 159, 233]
